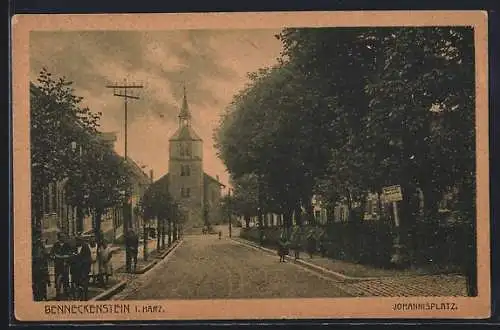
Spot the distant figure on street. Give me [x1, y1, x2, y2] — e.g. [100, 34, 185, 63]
[32, 236, 50, 301]
[73, 234, 92, 301]
[306, 229, 316, 259]
[278, 233, 289, 262]
[50, 232, 72, 300]
[98, 240, 114, 288]
[126, 230, 139, 273]
[291, 227, 301, 260]
[218, 231, 222, 240]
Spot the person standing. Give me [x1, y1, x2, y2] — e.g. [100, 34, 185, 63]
[278, 232, 289, 262]
[306, 229, 316, 259]
[73, 234, 92, 301]
[50, 232, 72, 300]
[98, 240, 114, 288]
[291, 226, 301, 260]
[126, 230, 139, 273]
[89, 238, 99, 286]
[32, 237, 50, 301]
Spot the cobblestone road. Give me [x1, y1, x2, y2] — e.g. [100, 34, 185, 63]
[117, 234, 351, 300]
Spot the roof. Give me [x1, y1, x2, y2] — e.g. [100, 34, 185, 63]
[169, 125, 202, 141]
[204, 173, 226, 187]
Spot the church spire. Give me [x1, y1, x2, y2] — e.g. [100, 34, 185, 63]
[178, 83, 191, 127]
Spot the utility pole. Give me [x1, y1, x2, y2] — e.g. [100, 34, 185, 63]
[228, 188, 232, 238]
[106, 79, 143, 273]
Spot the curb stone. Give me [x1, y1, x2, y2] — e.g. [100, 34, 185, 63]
[135, 260, 159, 274]
[90, 280, 127, 301]
[104, 240, 183, 299]
[233, 237, 379, 282]
[152, 240, 181, 260]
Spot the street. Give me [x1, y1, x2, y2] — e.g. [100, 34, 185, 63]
[116, 233, 351, 300]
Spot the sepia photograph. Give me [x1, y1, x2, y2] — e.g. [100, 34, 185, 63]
[12, 11, 490, 321]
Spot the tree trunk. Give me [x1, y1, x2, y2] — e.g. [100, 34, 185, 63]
[156, 217, 161, 250]
[294, 204, 303, 227]
[283, 208, 293, 237]
[167, 218, 172, 246]
[32, 192, 44, 237]
[173, 220, 178, 242]
[304, 200, 314, 226]
[76, 206, 84, 234]
[161, 218, 166, 249]
[94, 208, 103, 244]
[244, 215, 250, 228]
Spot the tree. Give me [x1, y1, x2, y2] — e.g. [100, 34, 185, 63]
[30, 68, 100, 235]
[229, 174, 259, 227]
[141, 179, 178, 250]
[64, 139, 130, 244]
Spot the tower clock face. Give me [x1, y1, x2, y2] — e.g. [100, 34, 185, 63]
[183, 119, 188, 125]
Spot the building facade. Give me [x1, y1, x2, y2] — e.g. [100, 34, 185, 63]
[163, 86, 224, 229]
[39, 132, 150, 245]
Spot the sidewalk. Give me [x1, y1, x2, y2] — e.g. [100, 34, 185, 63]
[45, 238, 159, 301]
[234, 237, 467, 297]
[112, 238, 160, 275]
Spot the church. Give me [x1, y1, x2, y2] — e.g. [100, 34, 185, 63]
[154, 87, 225, 230]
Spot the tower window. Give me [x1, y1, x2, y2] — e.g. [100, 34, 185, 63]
[180, 165, 191, 176]
[181, 187, 191, 198]
[179, 143, 192, 157]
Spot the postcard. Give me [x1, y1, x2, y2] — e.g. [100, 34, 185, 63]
[11, 10, 490, 321]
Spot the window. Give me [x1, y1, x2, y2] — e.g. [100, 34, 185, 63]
[179, 143, 192, 157]
[180, 164, 191, 176]
[181, 187, 191, 198]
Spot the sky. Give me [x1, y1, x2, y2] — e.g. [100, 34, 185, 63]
[29, 29, 284, 187]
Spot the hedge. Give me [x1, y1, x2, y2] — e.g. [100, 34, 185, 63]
[239, 220, 474, 272]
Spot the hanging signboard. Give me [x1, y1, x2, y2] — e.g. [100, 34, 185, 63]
[382, 185, 403, 202]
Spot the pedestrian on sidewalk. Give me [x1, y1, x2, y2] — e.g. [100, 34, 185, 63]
[126, 230, 139, 273]
[218, 231, 222, 240]
[50, 232, 72, 300]
[278, 232, 289, 262]
[72, 234, 92, 301]
[98, 240, 114, 288]
[32, 236, 51, 301]
[291, 226, 301, 260]
[306, 229, 316, 259]
[89, 238, 99, 286]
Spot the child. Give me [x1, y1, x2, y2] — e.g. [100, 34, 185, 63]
[89, 239, 99, 285]
[98, 241, 114, 287]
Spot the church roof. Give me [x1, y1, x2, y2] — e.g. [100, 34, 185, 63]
[169, 125, 202, 141]
[204, 173, 226, 187]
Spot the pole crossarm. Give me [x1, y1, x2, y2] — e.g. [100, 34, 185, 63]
[113, 93, 140, 99]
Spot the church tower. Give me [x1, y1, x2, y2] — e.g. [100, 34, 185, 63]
[168, 86, 204, 229]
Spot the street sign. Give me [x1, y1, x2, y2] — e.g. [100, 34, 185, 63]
[382, 185, 403, 202]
